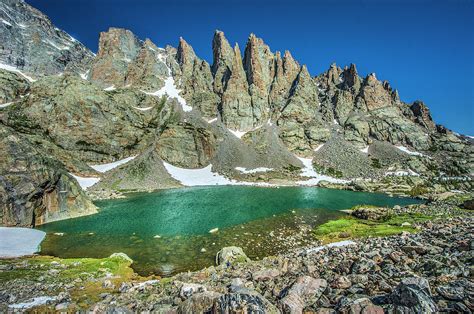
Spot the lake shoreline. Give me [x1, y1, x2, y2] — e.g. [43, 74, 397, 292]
[35, 186, 421, 276]
[0, 193, 472, 312]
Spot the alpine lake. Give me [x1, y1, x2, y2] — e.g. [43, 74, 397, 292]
[37, 186, 423, 276]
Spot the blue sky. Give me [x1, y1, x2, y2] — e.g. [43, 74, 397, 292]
[29, 0, 474, 134]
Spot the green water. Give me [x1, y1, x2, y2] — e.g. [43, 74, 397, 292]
[38, 186, 422, 276]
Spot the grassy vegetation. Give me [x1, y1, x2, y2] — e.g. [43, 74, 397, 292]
[409, 184, 429, 197]
[0, 254, 146, 308]
[314, 213, 434, 244]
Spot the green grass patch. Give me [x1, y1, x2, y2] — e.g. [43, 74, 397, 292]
[314, 213, 434, 244]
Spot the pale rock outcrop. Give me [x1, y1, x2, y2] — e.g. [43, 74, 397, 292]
[243, 33, 275, 126]
[0, 0, 94, 77]
[176, 37, 219, 118]
[90, 28, 142, 87]
[221, 44, 253, 131]
[269, 51, 300, 111]
[211, 30, 234, 96]
[125, 39, 168, 91]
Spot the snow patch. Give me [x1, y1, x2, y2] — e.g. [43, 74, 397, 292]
[228, 129, 248, 139]
[143, 77, 192, 112]
[80, 70, 89, 80]
[142, 50, 192, 112]
[306, 240, 356, 254]
[90, 156, 136, 173]
[9, 296, 56, 310]
[133, 106, 154, 111]
[0, 102, 14, 108]
[163, 162, 274, 187]
[385, 169, 419, 177]
[360, 146, 369, 154]
[207, 117, 217, 123]
[296, 156, 348, 185]
[333, 119, 339, 125]
[45, 39, 70, 51]
[314, 144, 324, 152]
[0, 63, 36, 82]
[396, 145, 424, 157]
[163, 162, 234, 186]
[2, 19, 12, 26]
[235, 167, 273, 174]
[0, 227, 46, 258]
[104, 85, 116, 91]
[69, 173, 100, 190]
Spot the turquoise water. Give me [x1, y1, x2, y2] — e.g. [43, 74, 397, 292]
[38, 186, 422, 276]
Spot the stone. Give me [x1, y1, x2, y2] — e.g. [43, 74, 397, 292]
[388, 277, 437, 313]
[280, 276, 327, 312]
[178, 291, 221, 313]
[213, 292, 278, 313]
[332, 276, 352, 289]
[351, 207, 389, 221]
[179, 283, 207, 299]
[109, 253, 133, 263]
[252, 268, 280, 281]
[215, 246, 250, 265]
[338, 297, 384, 314]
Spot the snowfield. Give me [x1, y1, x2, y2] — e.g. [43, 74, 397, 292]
[296, 156, 349, 185]
[385, 169, 420, 177]
[228, 129, 248, 139]
[305, 240, 356, 254]
[143, 77, 192, 112]
[396, 145, 425, 157]
[9, 296, 56, 310]
[0, 63, 36, 82]
[163, 162, 273, 187]
[90, 156, 136, 173]
[163, 162, 235, 186]
[69, 173, 100, 190]
[0, 102, 14, 108]
[0, 227, 46, 258]
[314, 144, 324, 152]
[235, 167, 273, 174]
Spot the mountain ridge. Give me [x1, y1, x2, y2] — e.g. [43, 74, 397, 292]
[0, 0, 472, 227]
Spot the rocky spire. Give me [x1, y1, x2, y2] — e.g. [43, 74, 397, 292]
[269, 50, 301, 110]
[211, 30, 234, 95]
[411, 100, 436, 130]
[221, 43, 252, 130]
[243, 33, 275, 93]
[177, 37, 197, 68]
[90, 27, 142, 87]
[242, 33, 275, 126]
[360, 73, 393, 111]
[342, 63, 361, 93]
[176, 37, 219, 118]
[327, 63, 343, 86]
[125, 38, 168, 90]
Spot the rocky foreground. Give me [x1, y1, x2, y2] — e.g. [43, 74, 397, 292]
[1, 201, 472, 313]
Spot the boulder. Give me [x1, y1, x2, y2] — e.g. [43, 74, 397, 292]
[280, 276, 327, 313]
[178, 291, 222, 313]
[179, 282, 207, 299]
[388, 277, 437, 313]
[215, 246, 250, 265]
[213, 292, 279, 313]
[351, 207, 390, 221]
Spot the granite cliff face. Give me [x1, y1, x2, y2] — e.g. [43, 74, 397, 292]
[0, 0, 472, 226]
[0, 0, 94, 77]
